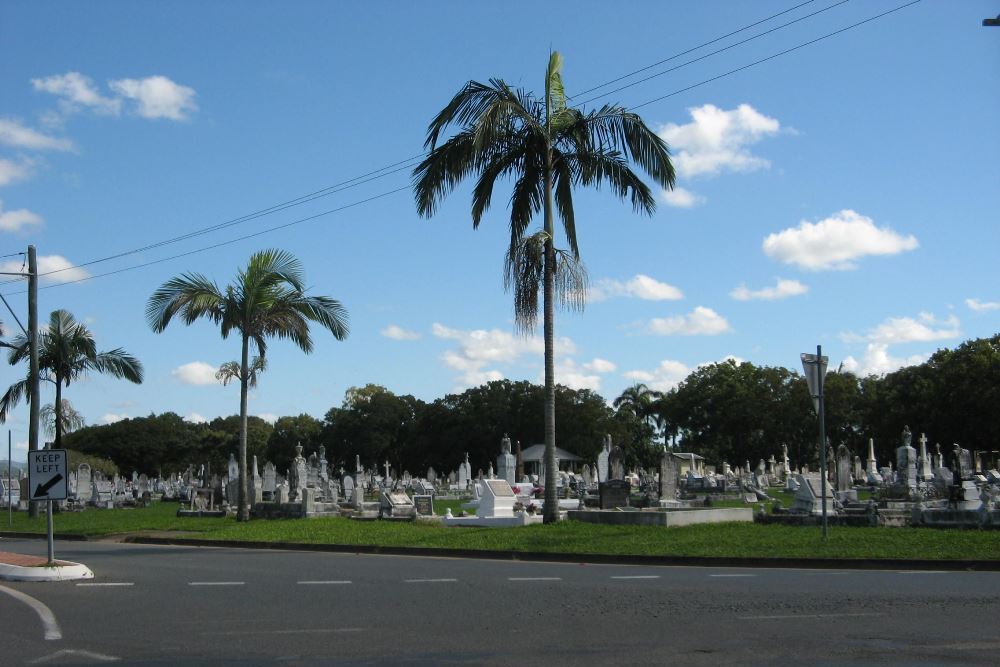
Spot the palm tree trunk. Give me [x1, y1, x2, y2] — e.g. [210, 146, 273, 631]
[542, 156, 558, 524]
[54, 379, 63, 449]
[237, 334, 250, 521]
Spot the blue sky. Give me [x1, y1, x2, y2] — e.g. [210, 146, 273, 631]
[1, 1, 998, 456]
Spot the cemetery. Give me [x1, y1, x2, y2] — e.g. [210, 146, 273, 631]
[6, 425, 999, 546]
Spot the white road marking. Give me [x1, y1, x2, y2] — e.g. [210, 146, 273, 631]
[896, 571, 949, 574]
[0, 583, 62, 640]
[404, 578, 457, 583]
[740, 612, 884, 620]
[297, 580, 352, 585]
[30, 649, 119, 663]
[508, 577, 562, 581]
[610, 575, 660, 580]
[205, 628, 363, 636]
[76, 582, 134, 587]
[188, 581, 245, 586]
[709, 574, 757, 578]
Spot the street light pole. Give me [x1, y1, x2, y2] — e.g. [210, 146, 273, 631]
[27, 245, 40, 520]
[817, 344, 828, 540]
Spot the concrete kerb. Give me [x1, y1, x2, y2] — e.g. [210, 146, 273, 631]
[0, 560, 94, 582]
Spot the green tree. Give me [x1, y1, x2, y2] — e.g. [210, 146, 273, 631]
[413, 52, 675, 521]
[1, 309, 143, 447]
[267, 413, 323, 472]
[146, 249, 349, 521]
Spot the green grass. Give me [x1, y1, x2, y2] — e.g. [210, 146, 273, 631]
[4, 500, 998, 561]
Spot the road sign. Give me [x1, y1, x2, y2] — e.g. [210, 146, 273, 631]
[800, 352, 829, 414]
[29, 449, 68, 501]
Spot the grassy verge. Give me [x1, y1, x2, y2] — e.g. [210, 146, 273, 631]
[3, 501, 997, 561]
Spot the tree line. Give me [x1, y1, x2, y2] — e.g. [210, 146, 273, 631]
[62, 333, 1000, 478]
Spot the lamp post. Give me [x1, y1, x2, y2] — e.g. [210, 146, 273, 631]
[801, 345, 829, 539]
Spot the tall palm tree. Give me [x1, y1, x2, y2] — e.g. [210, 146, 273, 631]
[146, 249, 349, 521]
[1, 309, 143, 447]
[414, 52, 675, 522]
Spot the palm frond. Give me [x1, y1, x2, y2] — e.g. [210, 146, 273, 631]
[504, 231, 587, 335]
[0, 376, 30, 423]
[146, 273, 224, 332]
[91, 349, 144, 384]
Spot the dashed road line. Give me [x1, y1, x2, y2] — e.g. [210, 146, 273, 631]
[77, 582, 134, 587]
[508, 577, 562, 582]
[404, 578, 457, 583]
[611, 575, 660, 580]
[709, 574, 758, 578]
[0, 583, 62, 641]
[298, 580, 352, 585]
[188, 581, 245, 586]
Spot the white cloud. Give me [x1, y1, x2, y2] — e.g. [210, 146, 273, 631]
[0, 255, 90, 284]
[646, 306, 731, 336]
[763, 210, 918, 271]
[31, 72, 121, 115]
[0, 118, 74, 151]
[583, 358, 617, 374]
[966, 298, 1000, 313]
[256, 413, 278, 425]
[658, 103, 781, 178]
[171, 361, 219, 385]
[109, 76, 197, 120]
[101, 413, 128, 424]
[660, 185, 705, 208]
[432, 322, 576, 390]
[0, 157, 35, 186]
[841, 344, 928, 377]
[381, 324, 421, 341]
[13, 440, 27, 453]
[624, 359, 692, 392]
[842, 312, 960, 345]
[547, 357, 618, 392]
[184, 412, 208, 424]
[0, 201, 44, 232]
[730, 278, 808, 301]
[591, 274, 683, 302]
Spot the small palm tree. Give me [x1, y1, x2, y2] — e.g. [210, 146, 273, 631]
[0, 309, 143, 447]
[414, 52, 675, 522]
[146, 249, 349, 521]
[41, 399, 86, 439]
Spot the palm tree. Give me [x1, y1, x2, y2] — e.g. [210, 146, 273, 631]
[146, 249, 349, 521]
[40, 399, 86, 439]
[414, 52, 675, 522]
[1, 309, 143, 447]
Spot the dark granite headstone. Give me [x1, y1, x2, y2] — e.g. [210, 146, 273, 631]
[599, 479, 630, 509]
[413, 495, 434, 516]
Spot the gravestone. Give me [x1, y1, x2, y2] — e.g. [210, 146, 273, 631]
[866, 438, 883, 485]
[426, 467, 437, 484]
[608, 445, 625, 482]
[307, 453, 320, 489]
[496, 434, 516, 485]
[458, 453, 471, 490]
[853, 456, 864, 484]
[599, 479, 629, 509]
[262, 462, 277, 500]
[836, 445, 853, 492]
[596, 434, 611, 483]
[290, 444, 307, 501]
[659, 451, 678, 501]
[917, 433, 934, 483]
[790, 474, 836, 515]
[581, 464, 593, 487]
[413, 494, 434, 516]
[479, 479, 517, 518]
[895, 426, 918, 490]
[343, 475, 355, 505]
[380, 490, 415, 518]
[227, 454, 239, 482]
[951, 444, 973, 481]
[76, 463, 92, 503]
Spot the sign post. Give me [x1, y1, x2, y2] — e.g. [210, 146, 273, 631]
[29, 448, 68, 564]
[801, 347, 829, 539]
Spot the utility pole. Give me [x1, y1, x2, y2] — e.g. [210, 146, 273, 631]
[27, 245, 40, 519]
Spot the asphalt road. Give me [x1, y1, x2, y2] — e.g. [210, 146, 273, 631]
[1, 538, 998, 666]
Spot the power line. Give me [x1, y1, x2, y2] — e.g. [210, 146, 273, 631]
[7, 0, 922, 296]
[11, 0, 834, 287]
[632, 0, 922, 111]
[569, 0, 822, 99]
[576, 0, 853, 107]
[3, 186, 412, 295]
